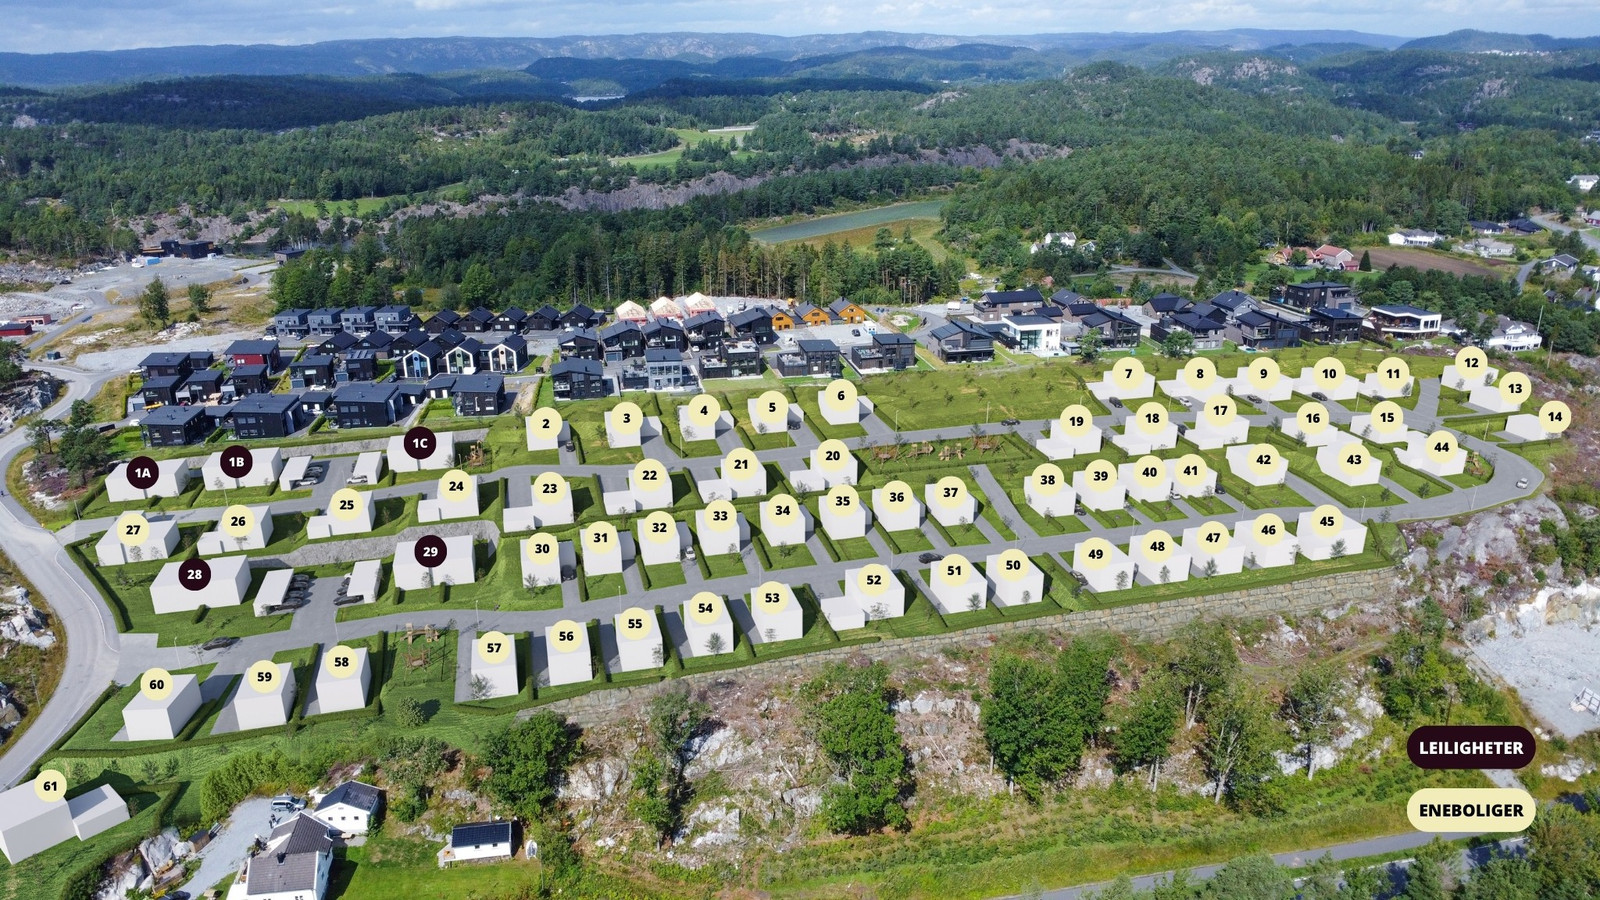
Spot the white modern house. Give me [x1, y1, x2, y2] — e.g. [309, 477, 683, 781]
[1387, 229, 1442, 247]
[150, 555, 252, 614]
[95, 517, 181, 566]
[121, 672, 203, 741]
[105, 458, 191, 502]
[201, 448, 283, 490]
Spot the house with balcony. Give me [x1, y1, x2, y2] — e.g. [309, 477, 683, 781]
[1228, 309, 1303, 350]
[272, 308, 310, 338]
[698, 341, 764, 379]
[1281, 281, 1357, 311]
[1363, 304, 1442, 341]
[339, 306, 377, 333]
[558, 328, 602, 360]
[998, 314, 1062, 355]
[729, 308, 775, 345]
[375, 305, 416, 334]
[774, 338, 842, 377]
[643, 319, 688, 351]
[1150, 311, 1225, 351]
[828, 298, 869, 324]
[443, 339, 482, 374]
[479, 334, 528, 373]
[600, 321, 646, 362]
[551, 358, 611, 400]
[328, 383, 404, 428]
[685, 312, 726, 348]
[307, 309, 342, 336]
[929, 319, 994, 363]
[1303, 307, 1364, 344]
[290, 354, 339, 390]
[849, 332, 917, 373]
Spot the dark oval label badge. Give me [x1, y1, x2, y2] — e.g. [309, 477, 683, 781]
[1407, 725, 1536, 770]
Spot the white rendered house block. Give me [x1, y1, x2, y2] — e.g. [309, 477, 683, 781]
[1467, 379, 1528, 414]
[694, 507, 750, 556]
[503, 474, 577, 531]
[1071, 541, 1136, 594]
[1441, 363, 1497, 392]
[759, 495, 810, 547]
[307, 492, 376, 539]
[1157, 377, 1209, 404]
[1358, 372, 1415, 399]
[749, 584, 804, 643]
[1035, 421, 1104, 460]
[636, 518, 687, 566]
[526, 414, 569, 451]
[520, 538, 575, 588]
[924, 481, 978, 528]
[682, 596, 735, 658]
[925, 561, 987, 615]
[1279, 417, 1342, 447]
[1088, 371, 1155, 402]
[386, 433, 454, 472]
[198, 504, 274, 555]
[604, 410, 660, 448]
[1503, 414, 1549, 442]
[1290, 369, 1359, 401]
[347, 560, 382, 605]
[1233, 522, 1297, 569]
[1396, 433, 1466, 477]
[1072, 469, 1127, 512]
[105, 458, 191, 503]
[1166, 458, 1217, 498]
[1023, 476, 1076, 520]
[67, 785, 129, 842]
[580, 525, 630, 575]
[121, 673, 202, 741]
[984, 552, 1044, 607]
[818, 492, 869, 540]
[870, 487, 923, 532]
[349, 451, 385, 485]
[314, 647, 371, 714]
[818, 390, 867, 426]
[1225, 444, 1287, 487]
[1180, 526, 1245, 576]
[1129, 538, 1191, 586]
[233, 663, 296, 731]
[150, 555, 251, 614]
[544, 622, 593, 687]
[1186, 417, 1249, 450]
[418, 473, 480, 523]
[392, 535, 476, 590]
[277, 455, 311, 491]
[0, 782, 76, 863]
[1316, 439, 1382, 486]
[468, 632, 519, 699]
[613, 609, 663, 673]
[96, 517, 180, 566]
[1295, 511, 1369, 561]
[1111, 422, 1179, 455]
[201, 448, 282, 490]
[677, 406, 731, 443]
[844, 565, 906, 619]
[819, 595, 866, 632]
[1222, 373, 1292, 403]
[1119, 461, 1174, 504]
[628, 467, 674, 510]
[251, 569, 294, 616]
[1348, 414, 1420, 446]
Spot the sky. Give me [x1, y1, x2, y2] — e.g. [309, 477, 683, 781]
[0, 0, 1597, 53]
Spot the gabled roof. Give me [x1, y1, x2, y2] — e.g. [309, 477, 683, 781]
[143, 374, 182, 390]
[320, 332, 360, 352]
[643, 318, 685, 334]
[231, 363, 269, 378]
[930, 319, 988, 340]
[434, 328, 467, 349]
[566, 303, 600, 320]
[530, 305, 562, 322]
[451, 821, 512, 848]
[829, 297, 866, 313]
[1235, 310, 1277, 328]
[1209, 290, 1255, 309]
[684, 312, 724, 329]
[1168, 311, 1224, 333]
[497, 307, 527, 321]
[429, 309, 461, 324]
[375, 304, 412, 318]
[141, 352, 190, 368]
[333, 382, 399, 404]
[490, 333, 528, 352]
[249, 814, 333, 895]
[406, 340, 442, 359]
[873, 332, 915, 346]
[449, 338, 483, 355]
[464, 307, 495, 323]
[274, 308, 310, 320]
[559, 328, 599, 345]
[308, 307, 341, 320]
[1145, 292, 1190, 313]
[300, 389, 332, 405]
[794, 303, 823, 319]
[358, 330, 394, 348]
[1050, 289, 1084, 306]
[1549, 254, 1580, 267]
[295, 354, 336, 368]
[601, 321, 642, 340]
[728, 308, 772, 327]
[552, 358, 602, 377]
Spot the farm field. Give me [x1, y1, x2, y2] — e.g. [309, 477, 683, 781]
[749, 200, 947, 243]
[1361, 246, 1511, 278]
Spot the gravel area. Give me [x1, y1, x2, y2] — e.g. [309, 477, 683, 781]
[1470, 623, 1600, 738]
[177, 796, 278, 897]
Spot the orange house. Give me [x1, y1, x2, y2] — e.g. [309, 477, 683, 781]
[771, 309, 796, 331]
[828, 298, 868, 324]
[795, 303, 832, 326]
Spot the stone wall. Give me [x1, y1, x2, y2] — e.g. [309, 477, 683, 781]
[539, 567, 1392, 725]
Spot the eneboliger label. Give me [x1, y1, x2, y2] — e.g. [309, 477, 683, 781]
[1406, 724, 1536, 770]
[1406, 788, 1536, 833]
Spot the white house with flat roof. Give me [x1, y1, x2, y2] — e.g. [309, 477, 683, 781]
[150, 555, 252, 614]
[199, 504, 274, 555]
[313, 647, 370, 714]
[201, 448, 282, 490]
[121, 673, 203, 741]
[231, 662, 296, 731]
[105, 458, 191, 502]
[392, 535, 476, 590]
[387, 433, 454, 472]
[96, 517, 180, 566]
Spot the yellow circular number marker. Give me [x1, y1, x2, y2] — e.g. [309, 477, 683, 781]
[140, 667, 174, 702]
[611, 400, 644, 436]
[221, 504, 255, 539]
[330, 488, 364, 522]
[1084, 459, 1118, 490]
[1202, 394, 1237, 429]
[723, 447, 759, 479]
[1498, 372, 1531, 407]
[1141, 529, 1175, 564]
[245, 659, 280, 694]
[754, 581, 792, 615]
[936, 553, 972, 586]
[618, 607, 654, 641]
[476, 631, 512, 665]
[641, 511, 676, 544]
[439, 469, 472, 502]
[688, 592, 724, 625]
[880, 480, 915, 512]
[324, 645, 359, 679]
[703, 499, 738, 532]
[1110, 357, 1146, 391]
[1309, 504, 1344, 538]
[1246, 443, 1281, 480]
[1246, 358, 1281, 392]
[525, 533, 559, 565]
[827, 484, 859, 512]
[1132, 455, 1166, 491]
[549, 620, 584, 653]
[586, 521, 618, 553]
[1195, 520, 1230, 553]
[116, 511, 150, 548]
[33, 770, 66, 804]
[1312, 357, 1346, 391]
[1337, 443, 1371, 479]
[1376, 357, 1410, 393]
[1031, 462, 1066, 496]
[1173, 453, 1209, 489]
[932, 476, 968, 509]
[856, 564, 893, 597]
[754, 390, 789, 428]
[1134, 402, 1168, 436]
[766, 493, 800, 526]
[1078, 537, 1114, 571]
[995, 548, 1031, 582]
[817, 439, 851, 472]
[1297, 401, 1330, 436]
[1540, 400, 1571, 435]
[1424, 430, 1459, 465]
[1182, 357, 1217, 392]
[822, 379, 858, 414]
[528, 406, 563, 443]
[685, 394, 721, 429]
[1454, 346, 1487, 377]
[534, 472, 568, 505]
[1252, 513, 1286, 547]
[632, 458, 667, 489]
[1370, 400, 1404, 436]
[1058, 403, 1094, 437]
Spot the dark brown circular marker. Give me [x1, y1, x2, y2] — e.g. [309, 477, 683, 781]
[404, 427, 437, 461]
[414, 535, 447, 568]
[126, 456, 159, 490]
[179, 558, 212, 591]
[220, 445, 253, 478]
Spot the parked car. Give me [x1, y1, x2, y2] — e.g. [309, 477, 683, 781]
[788, 420, 801, 430]
[851, 329, 861, 337]
[1000, 417, 1020, 426]
[1109, 397, 1124, 408]
[564, 439, 576, 452]
[917, 552, 940, 564]
[201, 636, 238, 651]
[1215, 484, 1227, 496]
[1068, 569, 1089, 586]
[1311, 391, 1329, 402]
[1516, 478, 1530, 489]
[270, 795, 303, 812]
[1245, 394, 1262, 404]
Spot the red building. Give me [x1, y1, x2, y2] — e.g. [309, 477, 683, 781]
[0, 322, 33, 337]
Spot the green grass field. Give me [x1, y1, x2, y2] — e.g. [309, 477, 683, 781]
[611, 126, 754, 167]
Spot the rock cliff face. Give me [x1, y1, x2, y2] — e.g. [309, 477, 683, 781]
[0, 372, 61, 434]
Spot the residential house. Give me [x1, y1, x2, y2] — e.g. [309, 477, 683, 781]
[274, 247, 308, 263]
[550, 358, 612, 400]
[272, 309, 310, 338]
[307, 309, 342, 337]
[452, 374, 505, 416]
[1485, 318, 1541, 352]
[374, 305, 416, 335]
[298, 390, 332, 419]
[140, 352, 194, 380]
[615, 300, 649, 324]
[493, 307, 527, 333]
[1074, 306, 1141, 348]
[290, 355, 338, 390]
[928, 319, 994, 363]
[442, 821, 513, 866]
[1468, 220, 1507, 235]
[698, 341, 764, 379]
[1029, 231, 1077, 252]
[998, 314, 1062, 354]
[424, 310, 461, 336]
[1141, 293, 1191, 318]
[1303, 307, 1365, 344]
[316, 331, 360, 358]
[1228, 309, 1303, 350]
[142, 405, 212, 447]
[684, 312, 726, 348]
[850, 332, 917, 372]
[230, 393, 304, 440]
[1, 321, 39, 338]
[1363, 304, 1442, 341]
[527, 305, 562, 332]
[179, 369, 224, 404]
[558, 328, 602, 361]
[140, 375, 183, 408]
[328, 383, 404, 429]
[354, 329, 395, 359]
[1050, 288, 1085, 308]
[729, 308, 776, 345]
[977, 289, 1045, 317]
[461, 307, 496, 333]
[1281, 281, 1356, 311]
[1209, 290, 1259, 318]
[600, 321, 645, 362]
[769, 307, 796, 332]
[1569, 174, 1598, 192]
[644, 348, 691, 390]
[1312, 245, 1357, 270]
[398, 341, 442, 380]
[1464, 239, 1514, 258]
[1150, 312, 1225, 351]
[236, 813, 334, 900]
[339, 306, 377, 334]
[228, 364, 273, 398]
[561, 304, 604, 329]
[342, 349, 378, 382]
[642, 319, 687, 352]
[1387, 229, 1442, 247]
[649, 297, 685, 321]
[443, 338, 483, 375]
[479, 334, 528, 373]
[828, 298, 869, 324]
[313, 782, 383, 837]
[794, 303, 832, 327]
[1543, 254, 1581, 274]
[774, 339, 842, 377]
[1508, 218, 1543, 235]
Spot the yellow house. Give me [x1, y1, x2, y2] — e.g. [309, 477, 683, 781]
[828, 298, 868, 324]
[771, 310, 796, 331]
[796, 303, 832, 326]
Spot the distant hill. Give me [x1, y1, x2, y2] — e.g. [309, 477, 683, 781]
[0, 30, 1411, 87]
[1399, 29, 1600, 52]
